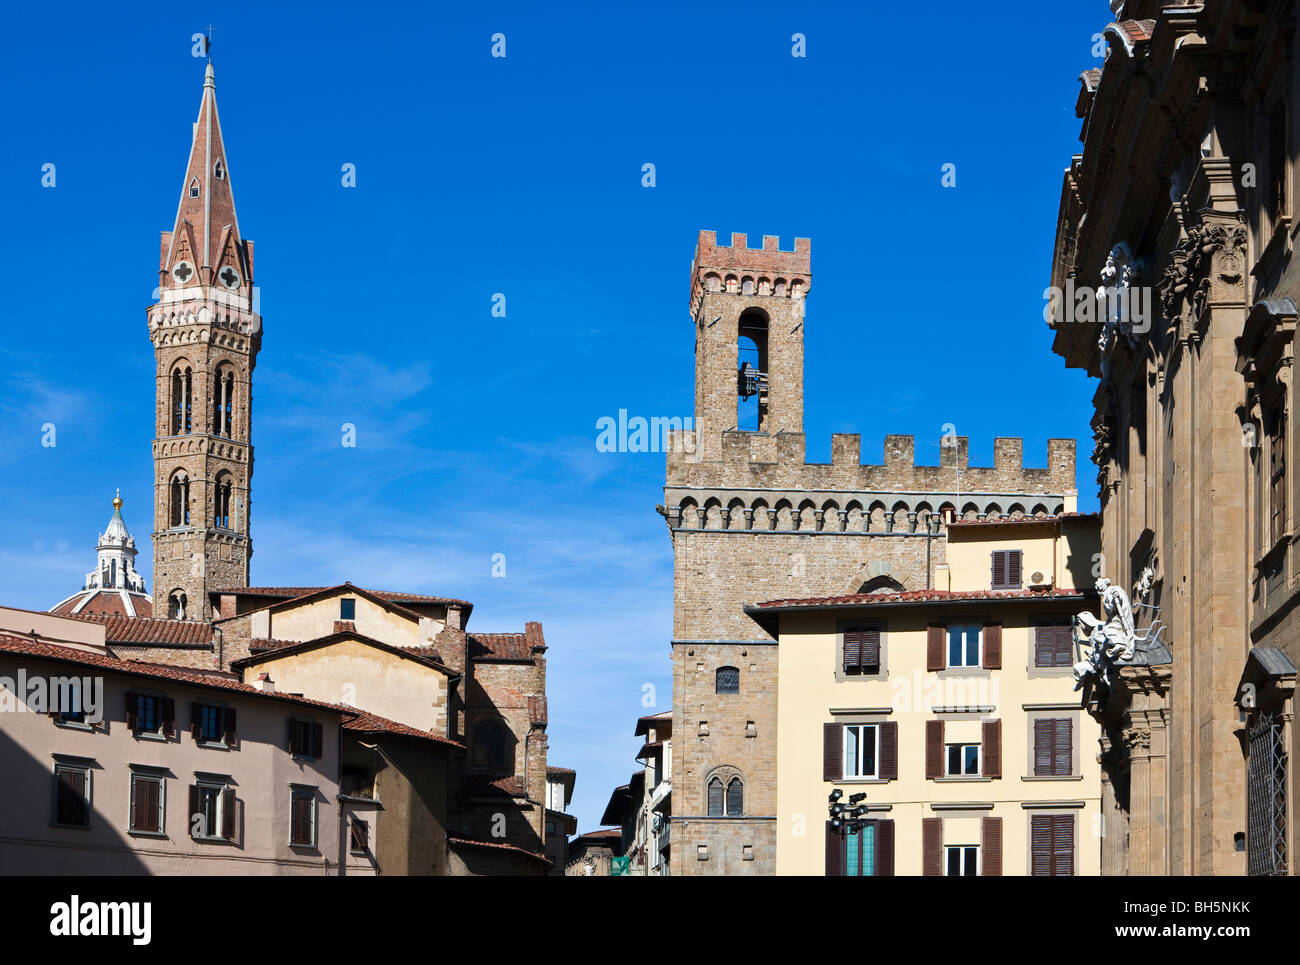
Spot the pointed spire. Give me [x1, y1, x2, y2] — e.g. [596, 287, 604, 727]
[159, 64, 253, 300]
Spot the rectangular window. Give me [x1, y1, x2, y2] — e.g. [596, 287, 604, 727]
[947, 625, 981, 668]
[193, 784, 223, 838]
[990, 549, 1023, 589]
[349, 817, 368, 854]
[54, 680, 86, 725]
[290, 787, 317, 847]
[1034, 718, 1073, 776]
[53, 764, 91, 827]
[340, 598, 356, 621]
[946, 743, 981, 777]
[196, 704, 224, 744]
[843, 723, 879, 779]
[844, 823, 876, 877]
[134, 695, 159, 733]
[1034, 622, 1073, 668]
[289, 719, 323, 758]
[1031, 813, 1075, 876]
[843, 627, 881, 675]
[129, 773, 164, 834]
[945, 844, 979, 876]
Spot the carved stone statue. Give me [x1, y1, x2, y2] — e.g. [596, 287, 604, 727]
[1072, 574, 1165, 690]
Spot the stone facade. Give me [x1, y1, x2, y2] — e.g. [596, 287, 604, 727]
[150, 65, 260, 622]
[1048, 0, 1300, 876]
[663, 230, 1079, 874]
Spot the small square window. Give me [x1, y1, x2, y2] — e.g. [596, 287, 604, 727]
[715, 666, 739, 694]
[945, 844, 979, 876]
[947, 626, 981, 668]
[946, 743, 980, 776]
[340, 598, 356, 621]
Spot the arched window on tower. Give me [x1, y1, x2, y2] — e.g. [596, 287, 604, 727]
[214, 473, 232, 529]
[737, 307, 770, 432]
[726, 778, 744, 816]
[707, 777, 724, 816]
[171, 365, 193, 435]
[169, 471, 190, 528]
[109, 559, 117, 588]
[168, 590, 187, 620]
[212, 366, 235, 437]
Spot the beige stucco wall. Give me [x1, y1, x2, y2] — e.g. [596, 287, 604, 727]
[775, 602, 1102, 876]
[242, 639, 449, 736]
[946, 522, 1098, 593]
[0, 653, 342, 874]
[267, 592, 422, 647]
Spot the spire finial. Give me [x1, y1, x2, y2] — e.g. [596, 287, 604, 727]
[113, 488, 123, 511]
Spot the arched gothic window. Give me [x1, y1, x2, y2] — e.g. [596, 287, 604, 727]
[170, 472, 190, 527]
[212, 367, 235, 437]
[707, 777, 724, 816]
[168, 590, 187, 620]
[171, 365, 193, 434]
[214, 474, 232, 529]
[726, 778, 744, 816]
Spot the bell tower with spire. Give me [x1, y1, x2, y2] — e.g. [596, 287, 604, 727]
[148, 63, 260, 621]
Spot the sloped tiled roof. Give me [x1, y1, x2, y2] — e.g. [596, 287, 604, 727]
[66, 614, 214, 647]
[342, 709, 463, 749]
[469, 622, 546, 662]
[448, 836, 549, 865]
[753, 587, 1093, 609]
[466, 774, 527, 797]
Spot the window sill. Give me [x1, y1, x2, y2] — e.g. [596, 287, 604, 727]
[289, 843, 320, 852]
[933, 776, 992, 783]
[937, 668, 990, 678]
[54, 720, 95, 731]
[132, 731, 168, 743]
[49, 822, 91, 831]
[1022, 775, 1082, 782]
[835, 777, 890, 784]
[128, 830, 168, 839]
[197, 741, 232, 751]
[1027, 668, 1073, 678]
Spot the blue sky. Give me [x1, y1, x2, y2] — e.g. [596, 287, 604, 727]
[0, 1, 1106, 832]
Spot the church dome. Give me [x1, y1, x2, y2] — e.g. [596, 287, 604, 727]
[50, 490, 152, 617]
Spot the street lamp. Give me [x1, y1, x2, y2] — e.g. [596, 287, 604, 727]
[827, 790, 870, 832]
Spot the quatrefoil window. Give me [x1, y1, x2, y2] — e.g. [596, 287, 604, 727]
[218, 265, 241, 290]
[172, 261, 195, 284]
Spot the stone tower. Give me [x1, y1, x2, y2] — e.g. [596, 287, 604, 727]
[689, 231, 811, 459]
[662, 230, 1078, 875]
[149, 64, 260, 621]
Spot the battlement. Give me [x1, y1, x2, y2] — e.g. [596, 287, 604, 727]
[665, 430, 1077, 518]
[690, 230, 812, 313]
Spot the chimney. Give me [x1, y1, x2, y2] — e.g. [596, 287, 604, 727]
[253, 672, 275, 692]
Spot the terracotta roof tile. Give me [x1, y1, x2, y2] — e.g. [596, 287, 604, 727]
[466, 774, 527, 796]
[948, 511, 1099, 528]
[220, 585, 472, 608]
[65, 614, 214, 647]
[470, 622, 546, 662]
[341, 709, 463, 749]
[753, 587, 1093, 609]
[447, 836, 550, 864]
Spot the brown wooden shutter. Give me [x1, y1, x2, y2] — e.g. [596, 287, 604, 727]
[1053, 814, 1074, 876]
[138, 777, 159, 833]
[843, 631, 862, 673]
[991, 550, 1007, 588]
[311, 722, 324, 759]
[981, 816, 1003, 876]
[823, 723, 842, 781]
[861, 628, 881, 671]
[1034, 719, 1053, 776]
[875, 819, 895, 876]
[130, 777, 144, 829]
[982, 718, 1001, 778]
[188, 784, 201, 832]
[922, 816, 943, 876]
[825, 822, 844, 876]
[1031, 814, 1052, 875]
[288, 719, 300, 754]
[982, 623, 1002, 669]
[927, 624, 945, 671]
[223, 707, 237, 747]
[1008, 550, 1022, 587]
[925, 719, 944, 779]
[1055, 718, 1073, 776]
[190, 702, 203, 740]
[222, 788, 236, 839]
[126, 693, 138, 731]
[879, 721, 898, 781]
[161, 698, 176, 738]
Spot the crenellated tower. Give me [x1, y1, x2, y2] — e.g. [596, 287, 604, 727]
[149, 64, 260, 621]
